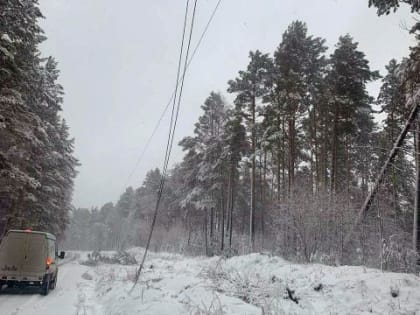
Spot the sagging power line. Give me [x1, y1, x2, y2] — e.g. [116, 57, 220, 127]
[131, 0, 199, 290]
[123, 0, 223, 190]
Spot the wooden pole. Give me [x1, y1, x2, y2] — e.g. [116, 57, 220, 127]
[343, 102, 419, 250]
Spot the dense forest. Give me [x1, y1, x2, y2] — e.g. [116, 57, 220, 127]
[65, 0, 420, 272]
[1, 0, 419, 273]
[0, 0, 78, 238]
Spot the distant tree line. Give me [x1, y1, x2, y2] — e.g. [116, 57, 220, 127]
[65, 1, 420, 271]
[0, 0, 78, 238]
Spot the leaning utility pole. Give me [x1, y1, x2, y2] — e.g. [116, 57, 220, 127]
[343, 102, 419, 250]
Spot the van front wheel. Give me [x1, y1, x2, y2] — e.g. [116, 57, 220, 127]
[41, 275, 50, 296]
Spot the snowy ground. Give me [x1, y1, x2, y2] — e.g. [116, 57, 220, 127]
[1, 249, 420, 315]
[0, 252, 104, 315]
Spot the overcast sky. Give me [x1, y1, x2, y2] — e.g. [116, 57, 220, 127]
[38, 0, 415, 209]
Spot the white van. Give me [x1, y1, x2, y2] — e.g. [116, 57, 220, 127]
[0, 230, 65, 295]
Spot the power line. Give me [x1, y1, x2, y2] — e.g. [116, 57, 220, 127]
[123, 0, 222, 189]
[131, 0, 199, 290]
[164, 0, 199, 180]
[132, 0, 198, 288]
[160, 0, 191, 190]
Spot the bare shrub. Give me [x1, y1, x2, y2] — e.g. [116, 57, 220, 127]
[383, 233, 419, 273]
[184, 294, 226, 315]
[268, 187, 357, 264]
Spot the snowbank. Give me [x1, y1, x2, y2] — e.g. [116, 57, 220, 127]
[82, 248, 420, 314]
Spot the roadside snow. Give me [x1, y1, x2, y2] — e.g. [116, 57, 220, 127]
[1, 249, 420, 314]
[90, 249, 420, 315]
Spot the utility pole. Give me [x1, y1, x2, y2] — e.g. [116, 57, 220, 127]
[343, 102, 419, 251]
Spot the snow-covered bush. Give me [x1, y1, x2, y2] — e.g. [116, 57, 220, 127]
[202, 258, 285, 312]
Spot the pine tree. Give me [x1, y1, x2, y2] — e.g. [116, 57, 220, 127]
[179, 92, 227, 253]
[327, 34, 379, 193]
[368, 0, 420, 16]
[228, 51, 272, 251]
[0, 0, 46, 234]
[32, 58, 78, 235]
[271, 21, 327, 195]
[0, 0, 78, 237]
[222, 108, 246, 249]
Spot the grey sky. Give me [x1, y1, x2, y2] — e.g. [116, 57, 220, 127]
[39, 0, 414, 209]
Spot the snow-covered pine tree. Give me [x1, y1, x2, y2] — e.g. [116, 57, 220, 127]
[326, 34, 379, 194]
[271, 20, 327, 195]
[0, 0, 78, 237]
[179, 92, 227, 253]
[222, 107, 246, 249]
[228, 51, 272, 251]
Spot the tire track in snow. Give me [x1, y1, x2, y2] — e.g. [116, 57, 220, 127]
[75, 281, 98, 315]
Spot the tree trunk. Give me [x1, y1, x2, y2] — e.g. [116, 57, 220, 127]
[229, 167, 235, 249]
[282, 116, 287, 200]
[277, 133, 281, 202]
[204, 208, 209, 256]
[331, 107, 338, 194]
[288, 117, 296, 194]
[313, 107, 320, 194]
[414, 119, 420, 253]
[345, 136, 350, 198]
[321, 114, 329, 191]
[390, 106, 399, 224]
[227, 164, 234, 249]
[226, 172, 232, 237]
[250, 96, 256, 252]
[261, 150, 266, 249]
[220, 186, 225, 251]
[210, 206, 214, 240]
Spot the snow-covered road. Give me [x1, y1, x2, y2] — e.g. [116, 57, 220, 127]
[0, 253, 102, 315]
[1, 249, 420, 315]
